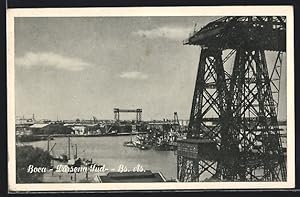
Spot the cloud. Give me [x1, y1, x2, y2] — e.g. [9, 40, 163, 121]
[119, 71, 148, 80]
[15, 52, 93, 71]
[132, 26, 191, 41]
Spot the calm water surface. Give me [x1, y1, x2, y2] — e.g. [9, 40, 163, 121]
[28, 136, 177, 180]
[25, 128, 287, 182]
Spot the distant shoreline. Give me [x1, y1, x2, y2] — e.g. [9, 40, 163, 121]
[52, 132, 145, 138]
[17, 132, 147, 142]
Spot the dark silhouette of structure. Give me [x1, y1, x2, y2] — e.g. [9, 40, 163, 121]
[113, 108, 142, 122]
[177, 16, 286, 182]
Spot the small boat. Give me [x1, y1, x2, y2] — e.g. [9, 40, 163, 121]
[123, 141, 135, 147]
[154, 141, 174, 151]
[109, 130, 118, 135]
[52, 154, 68, 162]
[135, 141, 151, 150]
[123, 130, 136, 147]
[138, 145, 150, 150]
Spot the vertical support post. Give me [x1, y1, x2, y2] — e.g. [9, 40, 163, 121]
[178, 48, 229, 181]
[270, 51, 283, 115]
[114, 108, 120, 122]
[47, 136, 50, 153]
[68, 135, 71, 160]
[75, 144, 77, 159]
[228, 49, 286, 181]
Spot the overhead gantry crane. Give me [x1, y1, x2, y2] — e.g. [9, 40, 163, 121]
[177, 16, 286, 182]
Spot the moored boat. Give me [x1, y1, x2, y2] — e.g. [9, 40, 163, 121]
[123, 141, 135, 147]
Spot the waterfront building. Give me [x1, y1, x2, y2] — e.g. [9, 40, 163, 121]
[96, 170, 167, 183]
[29, 123, 72, 135]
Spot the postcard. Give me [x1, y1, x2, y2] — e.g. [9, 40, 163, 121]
[7, 6, 295, 192]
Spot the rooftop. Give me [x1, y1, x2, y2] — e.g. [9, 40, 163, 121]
[29, 123, 50, 129]
[97, 170, 166, 183]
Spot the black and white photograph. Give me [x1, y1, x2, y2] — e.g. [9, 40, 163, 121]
[7, 6, 295, 191]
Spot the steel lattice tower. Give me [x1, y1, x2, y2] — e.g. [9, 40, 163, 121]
[177, 16, 287, 182]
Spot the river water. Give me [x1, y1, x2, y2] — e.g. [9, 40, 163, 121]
[25, 128, 287, 182]
[27, 135, 178, 180]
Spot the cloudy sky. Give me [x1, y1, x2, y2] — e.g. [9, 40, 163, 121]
[14, 16, 287, 121]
